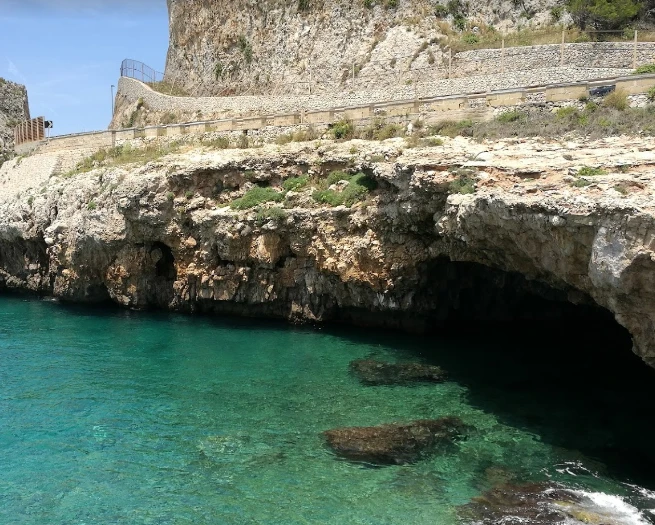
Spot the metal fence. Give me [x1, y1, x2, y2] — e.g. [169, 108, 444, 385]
[120, 59, 164, 83]
[14, 117, 45, 146]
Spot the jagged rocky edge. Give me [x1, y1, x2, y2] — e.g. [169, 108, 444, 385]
[0, 144, 654, 369]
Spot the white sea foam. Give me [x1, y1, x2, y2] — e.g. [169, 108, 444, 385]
[564, 490, 651, 525]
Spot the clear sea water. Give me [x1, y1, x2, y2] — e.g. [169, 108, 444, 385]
[2, 295, 655, 524]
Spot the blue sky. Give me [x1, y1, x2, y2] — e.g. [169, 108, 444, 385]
[0, 0, 168, 135]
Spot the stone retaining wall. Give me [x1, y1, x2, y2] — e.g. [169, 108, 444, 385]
[113, 67, 636, 127]
[10, 72, 655, 189]
[452, 42, 655, 78]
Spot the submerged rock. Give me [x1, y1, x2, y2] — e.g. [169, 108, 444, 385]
[459, 482, 649, 525]
[323, 416, 466, 465]
[349, 359, 447, 386]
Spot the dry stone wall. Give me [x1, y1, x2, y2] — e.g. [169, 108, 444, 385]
[452, 42, 655, 78]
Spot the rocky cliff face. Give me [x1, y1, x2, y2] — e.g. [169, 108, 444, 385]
[164, 0, 559, 96]
[2, 135, 655, 369]
[0, 78, 30, 165]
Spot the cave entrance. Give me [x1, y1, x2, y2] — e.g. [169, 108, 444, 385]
[335, 257, 655, 485]
[152, 242, 177, 281]
[412, 258, 655, 487]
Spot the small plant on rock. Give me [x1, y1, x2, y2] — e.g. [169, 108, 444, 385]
[230, 187, 284, 210]
[256, 206, 287, 223]
[283, 176, 309, 192]
[449, 168, 476, 194]
[577, 166, 607, 177]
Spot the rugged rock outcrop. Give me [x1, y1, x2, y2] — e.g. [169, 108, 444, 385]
[164, 0, 559, 96]
[0, 78, 30, 165]
[1, 134, 655, 369]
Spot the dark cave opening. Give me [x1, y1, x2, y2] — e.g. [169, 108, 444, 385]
[152, 242, 177, 281]
[337, 258, 655, 488]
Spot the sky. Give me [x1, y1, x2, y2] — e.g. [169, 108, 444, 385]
[0, 0, 169, 135]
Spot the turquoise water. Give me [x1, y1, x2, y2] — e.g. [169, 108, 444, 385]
[1, 296, 655, 524]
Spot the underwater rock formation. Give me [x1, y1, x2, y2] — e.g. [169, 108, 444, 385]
[349, 359, 447, 385]
[323, 416, 466, 465]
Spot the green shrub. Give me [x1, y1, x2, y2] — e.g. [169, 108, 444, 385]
[577, 166, 607, 177]
[166, 192, 175, 201]
[313, 172, 376, 207]
[238, 35, 253, 63]
[602, 89, 629, 111]
[634, 64, 655, 74]
[647, 87, 655, 102]
[463, 33, 480, 45]
[298, 0, 311, 11]
[567, 0, 640, 31]
[496, 110, 526, 123]
[326, 170, 350, 186]
[350, 172, 378, 191]
[203, 136, 230, 149]
[428, 119, 474, 138]
[449, 169, 476, 194]
[87, 201, 97, 211]
[256, 206, 287, 223]
[556, 106, 579, 119]
[585, 101, 599, 112]
[185, 190, 194, 199]
[571, 178, 592, 187]
[230, 187, 284, 210]
[331, 119, 355, 140]
[283, 176, 309, 192]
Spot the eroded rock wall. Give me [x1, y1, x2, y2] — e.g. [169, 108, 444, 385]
[1, 136, 654, 367]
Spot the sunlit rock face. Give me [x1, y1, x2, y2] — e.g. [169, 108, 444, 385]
[163, 0, 559, 96]
[0, 78, 29, 164]
[0, 135, 654, 368]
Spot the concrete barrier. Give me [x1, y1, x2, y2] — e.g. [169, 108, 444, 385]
[545, 83, 589, 102]
[14, 72, 655, 176]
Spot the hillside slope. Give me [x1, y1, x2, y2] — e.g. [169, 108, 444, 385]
[164, 0, 561, 96]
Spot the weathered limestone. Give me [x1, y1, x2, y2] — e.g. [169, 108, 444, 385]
[1, 136, 655, 370]
[0, 78, 30, 165]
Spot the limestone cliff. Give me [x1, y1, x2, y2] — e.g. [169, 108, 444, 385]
[2, 135, 655, 370]
[0, 78, 30, 165]
[164, 0, 560, 96]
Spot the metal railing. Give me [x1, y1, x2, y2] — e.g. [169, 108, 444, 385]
[120, 59, 164, 84]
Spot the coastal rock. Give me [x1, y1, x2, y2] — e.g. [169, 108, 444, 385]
[349, 359, 447, 385]
[458, 482, 647, 525]
[323, 416, 466, 465]
[1, 137, 655, 370]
